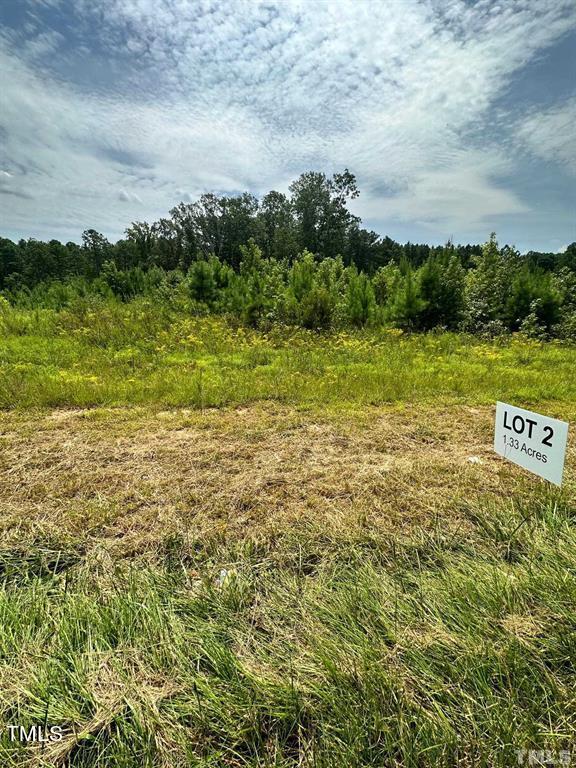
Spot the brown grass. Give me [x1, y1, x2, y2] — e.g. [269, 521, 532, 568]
[3, 402, 569, 562]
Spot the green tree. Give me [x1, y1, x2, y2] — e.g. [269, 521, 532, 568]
[372, 263, 401, 307]
[258, 190, 298, 262]
[288, 250, 316, 303]
[463, 233, 508, 334]
[386, 261, 425, 330]
[289, 170, 359, 258]
[82, 229, 111, 277]
[152, 218, 182, 271]
[125, 221, 155, 267]
[418, 247, 465, 330]
[238, 240, 274, 326]
[347, 270, 375, 327]
[0, 238, 20, 288]
[300, 286, 334, 329]
[188, 259, 217, 306]
[558, 243, 576, 272]
[507, 268, 561, 335]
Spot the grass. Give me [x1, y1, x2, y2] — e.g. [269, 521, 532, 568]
[1, 299, 576, 410]
[0, 299, 575, 766]
[0, 491, 575, 766]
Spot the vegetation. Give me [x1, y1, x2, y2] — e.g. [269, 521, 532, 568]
[0, 399, 575, 766]
[1, 491, 575, 767]
[1, 171, 575, 766]
[1, 303, 576, 410]
[2, 172, 575, 341]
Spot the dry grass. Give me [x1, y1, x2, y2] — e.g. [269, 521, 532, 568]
[2, 403, 572, 560]
[1, 404, 575, 766]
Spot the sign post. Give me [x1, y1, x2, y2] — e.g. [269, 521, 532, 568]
[494, 402, 569, 486]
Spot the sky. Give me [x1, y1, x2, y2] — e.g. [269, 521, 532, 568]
[0, 0, 575, 253]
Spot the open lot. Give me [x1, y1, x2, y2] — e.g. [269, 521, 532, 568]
[0, 312, 575, 766]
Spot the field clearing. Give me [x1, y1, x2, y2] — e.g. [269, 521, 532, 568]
[1, 402, 574, 556]
[1, 310, 575, 766]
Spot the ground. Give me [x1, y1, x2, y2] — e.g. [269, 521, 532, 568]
[2, 402, 567, 555]
[0, 315, 575, 766]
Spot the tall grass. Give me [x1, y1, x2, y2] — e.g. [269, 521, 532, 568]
[1, 297, 575, 766]
[1, 298, 575, 410]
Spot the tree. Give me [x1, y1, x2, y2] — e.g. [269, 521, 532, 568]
[289, 169, 359, 258]
[347, 270, 375, 327]
[558, 243, 576, 272]
[152, 218, 182, 271]
[376, 236, 403, 266]
[372, 263, 401, 307]
[169, 201, 199, 271]
[220, 194, 262, 269]
[404, 242, 431, 268]
[386, 261, 425, 330]
[188, 259, 217, 306]
[0, 238, 20, 288]
[300, 286, 334, 329]
[113, 239, 140, 271]
[82, 229, 111, 277]
[100, 260, 145, 300]
[258, 190, 298, 262]
[506, 268, 561, 334]
[463, 233, 508, 334]
[345, 226, 381, 271]
[418, 246, 465, 330]
[288, 250, 315, 302]
[21, 239, 55, 286]
[184, 193, 225, 260]
[283, 250, 337, 328]
[125, 221, 155, 267]
[238, 239, 273, 326]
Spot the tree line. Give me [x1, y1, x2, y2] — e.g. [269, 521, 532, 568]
[1, 170, 575, 338]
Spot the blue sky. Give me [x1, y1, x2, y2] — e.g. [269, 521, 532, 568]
[0, 0, 574, 252]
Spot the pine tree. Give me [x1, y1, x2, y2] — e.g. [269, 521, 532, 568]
[463, 233, 508, 334]
[347, 271, 375, 327]
[188, 259, 216, 305]
[418, 247, 465, 330]
[386, 261, 424, 330]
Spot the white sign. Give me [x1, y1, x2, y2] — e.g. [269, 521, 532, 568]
[494, 402, 569, 486]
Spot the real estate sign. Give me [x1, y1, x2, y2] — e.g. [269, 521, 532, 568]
[494, 402, 569, 486]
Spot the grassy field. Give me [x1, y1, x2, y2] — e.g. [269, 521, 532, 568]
[0, 300, 575, 767]
[2, 298, 576, 410]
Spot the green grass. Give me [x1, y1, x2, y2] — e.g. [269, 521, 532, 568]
[0, 492, 575, 766]
[1, 298, 575, 410]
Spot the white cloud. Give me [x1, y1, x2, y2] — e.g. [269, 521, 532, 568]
[175, 189, 194, 203]
[516, 98, 576, 175]
[351, 157, 530, 234]
[1, 0, 575, 243]
[119, 189, 143, 204]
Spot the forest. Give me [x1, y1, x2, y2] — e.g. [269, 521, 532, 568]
[1, 170, 575, 339]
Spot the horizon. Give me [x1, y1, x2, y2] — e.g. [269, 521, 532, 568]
[0, 184, 572, 256]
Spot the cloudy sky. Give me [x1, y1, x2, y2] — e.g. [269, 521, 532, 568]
[0, 0, 575, 252]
